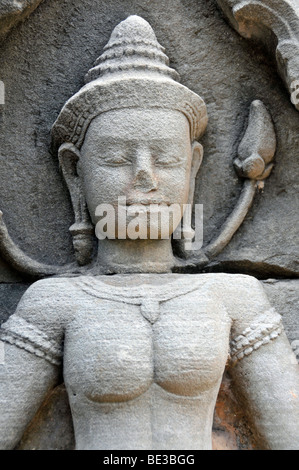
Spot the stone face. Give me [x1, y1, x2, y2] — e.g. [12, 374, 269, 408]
[0, 0, 298, 279]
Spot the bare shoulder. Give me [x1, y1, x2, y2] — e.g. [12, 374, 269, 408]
[205, 273, 282, 338]
[185, 272, 264, 299]
[0, 276, 80, 367]
[204, 272, 268, 308]
[7, 276, 80, 332]
[19, 275, 79, 304]
[187, 273, 275, 323]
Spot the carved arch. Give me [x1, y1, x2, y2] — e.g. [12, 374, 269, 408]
[0, 0, 42, 43]
[1, 1, 298, 109]
[217, 0, 299, 111]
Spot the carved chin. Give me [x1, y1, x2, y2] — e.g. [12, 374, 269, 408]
[95, 204, 184, 241]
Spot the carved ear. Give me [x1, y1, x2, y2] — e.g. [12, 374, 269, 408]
[191, 141, 203, 179]
[58, 143, 94, 266]
[58, 143, 81, 215]
[172, 141, 203, 257]
[188, 142, 203, 204]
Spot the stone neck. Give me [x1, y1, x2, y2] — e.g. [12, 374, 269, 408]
[94, 238, 175, 274]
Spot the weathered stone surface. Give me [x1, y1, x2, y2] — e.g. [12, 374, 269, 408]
[0, 283, 29, 325]
[262, 279, 299, 353]
[16, 373, 258, 451]
[0, 259, 23, 283]
[17, 384, 75, 451]
[212, 372, 257, 450]
[13, 278, 299, 451]
[217, 0, 299, 111]
[0, 0, 298, 452]
[213, 278, 299, 450]
[0, 0, 43, 44]
[0, 0, 298, 280]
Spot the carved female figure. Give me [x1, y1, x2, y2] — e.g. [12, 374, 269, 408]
[0, 16, 298, 450]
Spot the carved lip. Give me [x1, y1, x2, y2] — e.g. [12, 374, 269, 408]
[125, 200, 172, 206]
[125, 202, 177, 217]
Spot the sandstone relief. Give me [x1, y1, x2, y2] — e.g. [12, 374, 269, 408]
[0, 1, 298, 451]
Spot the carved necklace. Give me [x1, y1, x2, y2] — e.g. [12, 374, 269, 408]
[73, 275, 204, 324]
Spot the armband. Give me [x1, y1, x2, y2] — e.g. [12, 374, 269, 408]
[0, 315, 62, 366]
[230, 310, 283, 365]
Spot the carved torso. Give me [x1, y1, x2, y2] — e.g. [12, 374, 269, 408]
[0, 272, 283, 449]
[61, 274, 231, 449]
[64, 276, 230, 396]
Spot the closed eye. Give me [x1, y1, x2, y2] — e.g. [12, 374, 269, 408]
[154, 155, 184, 167]
[100, 155, 132, 166]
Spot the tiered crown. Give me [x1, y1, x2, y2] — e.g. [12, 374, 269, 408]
[52, 15, 208, 149]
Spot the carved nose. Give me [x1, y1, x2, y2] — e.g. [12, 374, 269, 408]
[133, 149, 158, 193]
[133, 169, 158, 192]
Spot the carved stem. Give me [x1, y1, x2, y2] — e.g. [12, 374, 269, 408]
[204, 179, 257, 259]
[0, 211, 77, 277]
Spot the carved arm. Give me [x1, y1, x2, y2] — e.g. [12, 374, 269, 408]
[229, 331, 299, 449]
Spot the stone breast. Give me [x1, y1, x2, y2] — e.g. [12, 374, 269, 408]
[63, 288, 231, 403]
[153, 294, 231, 396]
[64, 300, 154, 402]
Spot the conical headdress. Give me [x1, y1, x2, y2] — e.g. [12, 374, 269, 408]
[52, 15, 208, 149]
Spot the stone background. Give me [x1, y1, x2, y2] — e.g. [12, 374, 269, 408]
[0, 0, 298, 450]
